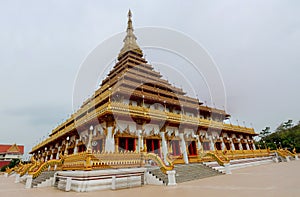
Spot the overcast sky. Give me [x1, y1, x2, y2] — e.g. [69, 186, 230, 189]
[0, 0, 299, 157]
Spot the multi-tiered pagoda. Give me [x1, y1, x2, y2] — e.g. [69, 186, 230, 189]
[6, 10, 289, 192]
[29, 10, 258, 165]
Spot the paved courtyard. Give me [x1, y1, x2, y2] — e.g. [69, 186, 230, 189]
[1, 160, 299, 197]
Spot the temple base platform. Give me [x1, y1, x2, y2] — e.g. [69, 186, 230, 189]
[54, 168, 146, 192]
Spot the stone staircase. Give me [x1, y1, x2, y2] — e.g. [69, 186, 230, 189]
[204, 156, 274, 172]
[148, 163, 223, 185]
[31, 171, 56, 188]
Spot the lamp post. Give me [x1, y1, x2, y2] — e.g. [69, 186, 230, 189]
[263, 140, 266, 149]
[65, 136, 70, 155]
[108, 87, 112, 103]
[87, 125, 94, 153]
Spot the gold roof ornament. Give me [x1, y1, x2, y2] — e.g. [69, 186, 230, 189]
[7, 143, 21, 153]
[118, 10, 143, 60]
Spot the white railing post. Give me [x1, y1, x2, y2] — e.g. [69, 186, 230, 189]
[167, 170, 176, 186]
[25, 175, 33, 189]
[111, 176, 116, 190]
[65, 177, 72, 191]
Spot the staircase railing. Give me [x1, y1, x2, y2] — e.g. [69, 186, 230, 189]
[143, 152, 174, 174]
[276, 150, 287, 159]
[206, 151, 230, 166]
[282, 149, 296, 157]
[19, 163, 33, 177]
[28, 158, 63, 179]
[18, 157, 37, 176]
[5, 164, 20, 175]
[276, 149, 296, 159]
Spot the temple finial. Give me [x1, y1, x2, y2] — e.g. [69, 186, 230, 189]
[118, 10, 143, 60]
[127, 9, 133, 32]
[128, 9, 132, 18]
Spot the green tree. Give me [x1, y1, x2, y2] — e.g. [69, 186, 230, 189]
[258, 120, 300, 152]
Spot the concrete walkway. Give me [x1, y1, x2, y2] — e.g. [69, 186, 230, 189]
[1, 160, 299, 197]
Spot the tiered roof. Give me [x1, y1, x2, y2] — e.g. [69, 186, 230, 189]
[0, 144, 24, 154]
[30, 10, 256, 154]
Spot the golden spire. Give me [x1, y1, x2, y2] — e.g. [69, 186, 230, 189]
[118, 10, 143, 59]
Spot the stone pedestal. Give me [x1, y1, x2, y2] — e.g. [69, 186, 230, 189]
[224, 163, 232, 175]
[286, 156, 290, 162]
[295, 155, 299, 160]
[15, 174, 20, 183]
[4, 173, 8, 177]
[111, 176, 116, 190]
[65, 177, 72, 191]
[167, 170, 176, 186]
[25, 175, 33, 189]
[273, 157, 279, 163]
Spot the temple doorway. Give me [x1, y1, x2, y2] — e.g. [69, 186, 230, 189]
[215, 142, 222, 150]
[187, 141, 197, 156]
[170, 140, 181, 156]
[78, 144, 86, 153]
[234, 143, 240, 150]
[242, 143, 247, 150]
[225, 142, 231, 150]
[119, 137, 136, 152]
[249, 143, 253, 150]
[146, 139, 160, 155]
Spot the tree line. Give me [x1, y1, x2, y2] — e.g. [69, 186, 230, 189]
[256, 120, 300, 152]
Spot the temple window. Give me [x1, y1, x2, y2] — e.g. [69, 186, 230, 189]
[146, 139, 160, 156]
[119, 137, 136, 152]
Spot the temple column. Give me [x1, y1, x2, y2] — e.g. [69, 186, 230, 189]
[50, 150, 53, 160]
[105, 126, 115, 153]
[64, 140, 69, 155]
[137, 129, 143, 153]
[239, 139, 243, 150]
[230, 138, 235, 150]
[73, 139, 79, 154]
[246, 142, 250, 150]
[196, 135, 202, 151]
[220, 137, 226, 150]
[44, 150, 48, 162]
[56, 147, 61, 159]
[160, 132, 168, 164]
[87, 129, 93, 153]
[179, 133, 188, 164]
[209, 136, 215, 151]
[253, 143, 256, 150]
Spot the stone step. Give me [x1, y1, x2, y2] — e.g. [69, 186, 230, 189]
[32, 171, 56, 187]
[148, 163, 223, 185]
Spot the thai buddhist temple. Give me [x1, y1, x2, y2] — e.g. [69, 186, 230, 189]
[29, 10, 257, 163]
[0, 144, 24, 168]
[5, 10, 297, 192]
